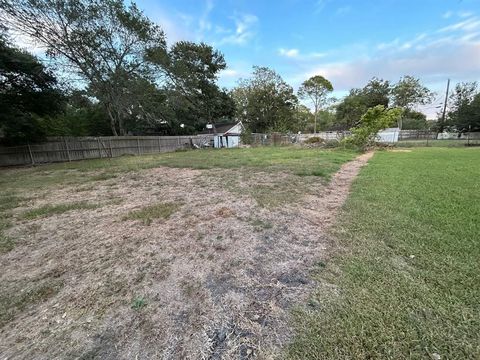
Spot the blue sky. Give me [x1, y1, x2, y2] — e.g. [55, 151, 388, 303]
[137, 0, 480, 118]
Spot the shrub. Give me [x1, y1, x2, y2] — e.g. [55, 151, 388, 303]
[240, 129, 253, 145]
[343, 105, 403, 150]
[304, 136, 324, 144]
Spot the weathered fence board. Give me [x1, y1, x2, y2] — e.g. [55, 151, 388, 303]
[0, 135, 213, 167]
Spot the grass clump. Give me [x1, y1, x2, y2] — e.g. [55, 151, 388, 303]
[304, 136, 324, 144]
[22, 201, 99, 220]
[0, 279, 63, 327]
[123, 202, 180, 224]
[0, 230, 15, 254]
[287, 148, 480, 359]
[131, 296, 147, 310]
[90, 173, 118, 181]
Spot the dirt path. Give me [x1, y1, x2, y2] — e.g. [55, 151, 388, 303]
[301, 151, 375, 230]
[0, 152, 374, 360]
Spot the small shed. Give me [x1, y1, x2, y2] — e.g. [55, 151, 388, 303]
[202, 122, 244, 148]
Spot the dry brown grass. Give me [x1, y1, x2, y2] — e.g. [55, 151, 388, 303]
[0, 152, 371, 359]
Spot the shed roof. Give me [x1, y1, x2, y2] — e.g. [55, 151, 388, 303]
[199, 122, 243, 135]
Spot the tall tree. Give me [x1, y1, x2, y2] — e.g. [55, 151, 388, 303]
[298, 75, 333, 133]
[392, 75, 434, 109]
[232, 66, 298, 133]
[150, 41, 235, 132]
[0, 0, 167, 135]
[0, 29, 64, 144]
[335, 78, 391, 130]
[447, 82, 480, 132]
[392, 75, 434, 128]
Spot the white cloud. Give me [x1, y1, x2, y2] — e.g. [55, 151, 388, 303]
[216, 13, 259, 46]
[443, 11, 453, 19]
[439, 16, 480, 33]
[278, 48, 327, 60]
[278, 48, 299, 58]
[459, 11, 474, 18]
[289, 13, 480, 118]
[219, 68, 239, 77]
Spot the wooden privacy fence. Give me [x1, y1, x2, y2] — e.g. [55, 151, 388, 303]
[0, 135, 213, 167]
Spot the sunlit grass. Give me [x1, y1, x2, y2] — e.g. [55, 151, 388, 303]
[288, 147, 480, 359]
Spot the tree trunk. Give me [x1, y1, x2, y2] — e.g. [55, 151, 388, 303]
[105, 104, 118, 136]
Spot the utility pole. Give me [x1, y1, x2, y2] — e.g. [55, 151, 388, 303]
[439, 78, 450, 135]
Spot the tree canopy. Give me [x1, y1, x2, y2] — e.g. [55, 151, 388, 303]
[298, 75, 333, 133]
[447, 82, 480, 132]
[232, 66, 298, 133]
[335, 78, 391, 130]
[0, 30, 64, 144]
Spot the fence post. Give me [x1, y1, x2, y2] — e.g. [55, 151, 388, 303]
[157, 137, 161, 153]
[64, 137, 71, 162]
[137, 138, 141, 155]
[109, 139, 113, 158]
[27, 143, 35, 165]
[97, 138, 102, 158]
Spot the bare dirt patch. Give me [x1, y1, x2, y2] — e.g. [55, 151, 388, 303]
[0, 153, 373, 359]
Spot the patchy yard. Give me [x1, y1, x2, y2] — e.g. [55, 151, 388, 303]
[0, 147, 364, 359]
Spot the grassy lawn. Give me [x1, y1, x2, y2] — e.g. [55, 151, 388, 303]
[288, 147, 480, 359]
[396, 139, 480, 147]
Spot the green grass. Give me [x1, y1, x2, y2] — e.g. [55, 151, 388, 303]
[22, 201, 99, 219]
[0, 220, 14, 254]
[288, 147, 480, 359]
[131, 296, 147, 310]
[396, 139, 480, 147]
[123, 202, 181, 224]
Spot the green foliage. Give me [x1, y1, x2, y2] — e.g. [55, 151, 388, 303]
[149, 41, 235, 134]
[401, 109, 428, 130]
[343, 105, 403, 149]
[298, 75, 333, 133]
[1, 0, 167, 136]
[41, 91, 112, 137]
[240, 128, 254, 145]
[292, 105, 314, 133]
[288, 148, 480, 359]
[0, 31, 64, 144]
[232, 66, 298, 133]
[447, 82, 480, 132]
[392, 75, 435, 109]
[335, 78, 391, 130]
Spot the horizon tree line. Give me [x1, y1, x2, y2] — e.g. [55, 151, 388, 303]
[0, 0, 478, 145]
